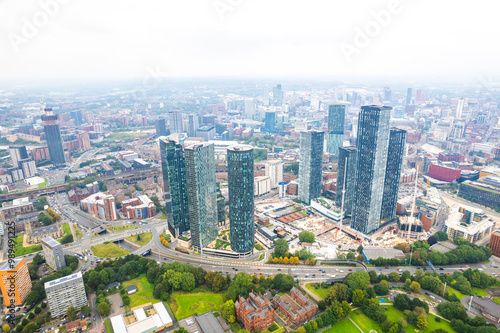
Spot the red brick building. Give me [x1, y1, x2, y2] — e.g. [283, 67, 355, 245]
[429, 164, 461, 182]
[271, 287, 317, 325]
[235, 292, 274, 332]
[490, 231, 500, 257]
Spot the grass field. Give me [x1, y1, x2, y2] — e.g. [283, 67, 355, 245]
[108, 132, 148, 142]
[62, 223, 71, 236]
[109, 225, 138, 232]
[126, 232, 152, 246]
[75, 226, 83, 239]
[105, 320, 111, 333]
[121, 274, 161, 307]
[493, 297, 500, 304]
[158, 213, 168, 219]
[351, 306, 454, 333]
[91, 233, 100, 238]
[305, 283, 332, 299]
[263, 322, 285, 333]
[169, 291, 224, 319]
[38, 178, 48, 188]
[447, 286, 465, 299]
[91, 242, 130, 258]
[471, 287, 488, 296]
[13, 235, 42, 257]
[322, 319, 360, 333]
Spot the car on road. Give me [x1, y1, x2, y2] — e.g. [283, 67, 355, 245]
[439, 268, 444, 270]
[348, 269, 352, 271]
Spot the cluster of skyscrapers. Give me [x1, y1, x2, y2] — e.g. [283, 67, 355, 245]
[160, 138, 255, 253]
[299, 104, 406, 235]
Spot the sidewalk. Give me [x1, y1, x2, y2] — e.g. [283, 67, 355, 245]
[298, 281, 323, 302]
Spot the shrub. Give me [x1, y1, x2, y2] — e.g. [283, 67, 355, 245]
[268, 323, 279, 332]
[435, 317, 441, 322]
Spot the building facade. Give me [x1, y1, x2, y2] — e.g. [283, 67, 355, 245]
[265, 160, 283, 189]
[489, 231, 500, 257]
[122, 195, 156, 219]
[188, 114, 199, 137]
[159, 138, 190, 237]
[351, 105, 392, 234]
[155, 119, 168, 137]
[45, 272, 87, 318]
[326, 104, 345, 156]
[41, 108, 66, 165]
[235, 292, 274, 332]
[41, 237, 66, 270]
[335, 146, 357, 216]
[184, 143, 218, 251]
[0, 258, 32, 306]
[264, 112, 276, 133]
[227, 146, 254, 254]
[80, 192, 117, 221]
[298, 131, 324, 205]
[168, 111, 183, 133]
[380, 128, 407, 220]
[9, 146, 29, 168]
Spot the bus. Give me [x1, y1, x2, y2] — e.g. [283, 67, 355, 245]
[141, 221, 148, 224]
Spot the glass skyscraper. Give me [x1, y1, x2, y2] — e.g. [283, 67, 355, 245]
[184, 143, 218, 251]
[298, 131, 324, 205]
[159, 138, 190, 237]
[264, 112, 276, 133]
[41, 108, 65, 166]
[155, 119, 168, 137]
[351, 105, 392, 234]
[380, 128, 407, 220]
[326, 104, 345, 157]
[335, 146, 357, 217]
[227, 145, 254, 253]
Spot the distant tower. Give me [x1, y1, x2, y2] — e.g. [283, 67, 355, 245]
[406, 88, 412, 105]
[159, 138, 190, 237]
[41, 108, 65, 165]
[264, 112, 276, 133]
[168, 110, 183, 133]
[335, 146, 357, 216]
[155, 119, 168, 137]
[244, 99, 256, 120]
[273, 84, 283, 106]
[456, 98, 465, 119]
[326, 104, 345, 157]
[227, 145, 254, 254]
[380, 128, 407, 220]
[188, 114, 199, 137]
[9, 146, 28, 168]
[298, 131, 324, 205]
[351, 105, 392, 234]
[184, 143, 218, 251]
[383, 87, 392, 102]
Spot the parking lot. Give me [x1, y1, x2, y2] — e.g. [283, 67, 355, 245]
[107, 293, 125, 318]
[178, 317, 201, 333]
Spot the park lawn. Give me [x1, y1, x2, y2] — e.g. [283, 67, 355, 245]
[471, 287, 488, 296]
[109, 225, 138, 232]
[108, 132, 148, 141]
[306, 283, 332, 299]
[350, 309, 381, 333]
[62, 223, 71, 236]
[447, 286, 465, 300]
[263, 322, 285, 333]
[91, 242, 130, 258]
[322, 319, 360, 333]
[91, 233, 100, 238]
[38, 178, 48, 188]
[169, 291, 224, 319]
[126, 232, 152, 246]
[122, 274, 161, 307]
[493, 297, 500, 304]
[13, 235, 42, 257]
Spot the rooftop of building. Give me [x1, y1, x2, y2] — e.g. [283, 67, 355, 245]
[194, 312, 225, 333]
[0, 258, 24, 272]
[471, 297, 500, 316]
[45, 272, 82, 288]
[110, 302, 172, 333]
[362, 248, 405, 260]
[41, 236, 60, 248]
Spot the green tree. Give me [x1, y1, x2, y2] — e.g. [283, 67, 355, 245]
[298, 230, 315, 243]
[181, 272, 196, 292]
[434, 231, 448, 241]
[174, 327, 188, 333]
[344, 271, 370, 290]
[81, 306, 91, 317]
[388, 272, 400, 282]
[410, 281, 421, 293]
[67, 306, 77, 321]
[3, 324, 11, 333]
[416, 315, 428, 330]
[97, 302, 110, 316]
[352, 289, 365, 307]
[221, 300, 236, 323]
[274, 239, 289, 258]
[22, 323, 37, 333]
[374, 280, 389, 296]
[99, 270, 110, 285]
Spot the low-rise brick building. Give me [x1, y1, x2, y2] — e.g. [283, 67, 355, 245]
[271, 287, 317, 325]
[235, 292, 274, 332]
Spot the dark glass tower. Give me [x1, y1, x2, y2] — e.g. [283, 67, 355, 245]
[327, 104, 345, 156]
[380, 128, 407, 220]
[335, 146, 357, 217]
[264, 112, 276, 133]
[351, 105, 392, 234]
[273, 84, 283, 106]
[227, 145, 254, 253]
[298, 130, 324, 205]
[41, 108, 65, 166]
[184, 143, 218, 251]
[155, 119, 168, 137]
[159, 138, 190, 237]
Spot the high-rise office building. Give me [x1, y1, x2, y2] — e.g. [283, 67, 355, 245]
[70, 110, 83, 126]
[406, 88, 412, 104]
[326, 104, 345, 156]
[41, 108, 65, 165]
[169, 111, 183, 133]
[41, 237, 66, 270]
[273, 84, 283, 106]
[383, 87, 392, 102]
[188, 114, 200, 137]
[45, 272, 87, 318]
[351, 105, 392, 234]
[184, 143, 218, 251]
[0, 258, 32, 306]
[227, 145, 254, 254]
[264, 112, 276, 133]
[159, 138, 190, 237]
[244, 99, 256, 120]
[20, 158, 37, 179]
[380, 128, 406, 220]
[9, 146, 28, 168]
[298, 131, 324, 205]
[335, 146, 357, 217]
[155, 119, 168, 137]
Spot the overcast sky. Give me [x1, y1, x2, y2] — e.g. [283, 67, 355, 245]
[0, 0, 499, 81]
